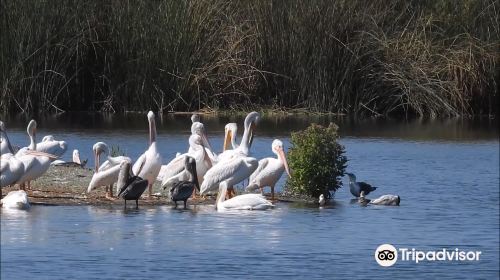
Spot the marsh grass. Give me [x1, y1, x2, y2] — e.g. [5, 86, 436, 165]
[1, 0, 498, 117]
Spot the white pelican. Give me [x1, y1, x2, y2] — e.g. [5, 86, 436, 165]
[217, 112, 259, 163]
[215, 181, 274, 211]
[87, 142, 131, 198]
[15, 150, 58, 190]
[161, 134, 212, 191]
[359, 191, 400, 206]
[188, 121, 217, 162]
[14, 120, 37, 157]
[245, 139, 291, 200]
[51, 149, 87, 167]
[0, 121, 16, 155]
[200, 154, 258, 195]
[0, 154, 24, 192]
[37, 135, 68, 157]
[191, 114, 200, 123]
[223, 123, 238, 151]
[132, 111, 162, 197]
[1, 190, 30, 210]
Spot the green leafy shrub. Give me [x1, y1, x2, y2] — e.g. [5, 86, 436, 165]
[286, 123, 347, 199]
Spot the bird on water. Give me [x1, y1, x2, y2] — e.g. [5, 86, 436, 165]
[345, 173, 377, 197]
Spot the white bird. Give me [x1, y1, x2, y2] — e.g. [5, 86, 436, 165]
[319, 194, 326, 206]
[161, 134, 212, 191]
[0, 121, 16, 155]
[246, 139, 291, 200]
[200, 155, 259, 195]
[188, 121, 217, 162]
[87, 142, 131, 198]
[132, 111, 163, 197]
[217, 112, 259, 163]
[359, 191, 401, 206]
[51, 149, 86, 167]
[36, 135, 67, 157]
[0, 153, 24, 190]
[222, 123, 238, 151]
[1, 190, 30, 210]
[215, 181, 274, 211]
[13, 120, 58, 190]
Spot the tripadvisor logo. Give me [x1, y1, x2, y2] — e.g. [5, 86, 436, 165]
[375, 244, 482, 267]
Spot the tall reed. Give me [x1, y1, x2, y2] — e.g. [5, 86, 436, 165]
[1, 0, 498, 117]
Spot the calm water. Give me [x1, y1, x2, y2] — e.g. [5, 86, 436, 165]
[1, 114, 499, 279]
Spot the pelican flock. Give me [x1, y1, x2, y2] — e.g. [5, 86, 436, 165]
[2, 111, 400, 212]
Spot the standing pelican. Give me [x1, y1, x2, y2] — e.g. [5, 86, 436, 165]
[223, 123, 238, 151]
[215, 181, 274, 211]
[245, 139, 291, 200]
[0, 121, 16, 155]
[132, 111, 162, 197]
[117, 161, 148, 209]
[161, 134, 211, 191]
[346, 173, 377, 197]
[87, 142, 131, 198]
[169, 156, 199, 208]
[13, 120, 58, 190]
[319, 194, 326, 206]
[0, 154, 24, 194]
[200, 155, 259, 196]
[217, 112, 259, 163]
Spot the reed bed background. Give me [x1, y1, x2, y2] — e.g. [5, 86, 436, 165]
[1, 0, 498, 117]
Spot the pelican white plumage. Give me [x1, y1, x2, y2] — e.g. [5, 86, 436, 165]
[161, 134, 212, 191]
[87, 142, 132, 198]
[0, 154, 24, 189]
[36, 135, 68, 157]
[132, 111, 162, 197]
[15, 150, 58, 190]
[246, 139, 291, 200]
[359, 191, 400, 206]
[223, 123, 238, 151]
[188, 121, 217, 162]
[13, 120, 58, 190]
[200, 155, 258, 195]
[1, 190, 30, 210]
[0, 121, 16, 155]
[217, 112, 259, 163]
[51, 149, 87, 167]
[215, 181, 274, 211]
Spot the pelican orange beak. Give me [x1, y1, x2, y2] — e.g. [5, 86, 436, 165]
[277, 147, 291, 177]
[94, 150, 100, 172]
[223, 129, 232, 151]
[248, 122, 256, 147]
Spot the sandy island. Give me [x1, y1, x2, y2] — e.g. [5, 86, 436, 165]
[1, 166, 312, 206]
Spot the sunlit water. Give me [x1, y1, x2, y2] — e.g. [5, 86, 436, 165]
[1, 114, 499, 279]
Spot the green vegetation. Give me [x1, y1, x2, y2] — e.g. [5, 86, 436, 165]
[110, 145, 125, 157]
[286, 123, 347, 199]
[1, 0, 498, 117]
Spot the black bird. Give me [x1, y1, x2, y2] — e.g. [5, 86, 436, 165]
[346, 172, 377, 197]
[167, 156, 199, 208]
[117, 161, 148, 209]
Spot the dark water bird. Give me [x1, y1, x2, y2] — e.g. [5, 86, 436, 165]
[117, 161, 148, 209]
[167, 156, 199, 208]
[346, 173, 377, 197]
